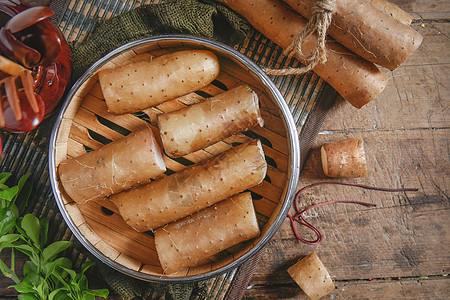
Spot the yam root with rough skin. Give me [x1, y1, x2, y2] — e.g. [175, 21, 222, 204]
[58, 128, 166, 204]
[216, 0, 388, 108]
[110, 140, 267, 232]
[158, 85, 264, 158]
[288, 252, 335, 300]
[98, 50, 220, 114]
[320, 137, 368, 178]
[283, 0, 422, 70]
[155, 192, 260, 274]
[367, 0, 413, 26]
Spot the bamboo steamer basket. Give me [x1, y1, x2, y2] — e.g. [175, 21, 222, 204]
[49, 35, 300, 283]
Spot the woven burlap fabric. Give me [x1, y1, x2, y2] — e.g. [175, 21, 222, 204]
[70, 0, 250, 78]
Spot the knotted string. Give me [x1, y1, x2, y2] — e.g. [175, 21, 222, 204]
[288, 182, 418, 245]
[265, 0, 337, 76]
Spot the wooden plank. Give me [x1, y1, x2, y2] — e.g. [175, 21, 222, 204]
[249, 128, 449, 286]
[245, 277, 450, 299]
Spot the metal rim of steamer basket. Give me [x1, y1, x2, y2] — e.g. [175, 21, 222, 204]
[48, 35, 300, 283]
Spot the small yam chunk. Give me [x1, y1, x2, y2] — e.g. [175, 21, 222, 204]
[155, 192, 260, 274]
[321, 138, 367, 178]
[288, 252, 335, 300]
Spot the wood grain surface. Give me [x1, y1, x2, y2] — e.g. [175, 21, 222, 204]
[244, 1, 450, 298]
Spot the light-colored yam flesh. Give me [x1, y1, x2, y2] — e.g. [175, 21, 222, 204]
[284, 0, 422, 70]
[110, 140, 267, 232]
[321, 137, 367, 178]
[158, 85, 264, 158]
[58, 128, 166, 204]
[98, 50, 220, 114]
[288, 252, 335, 300]
[216, 0, 388, 108]
[155, 192, 260, 274]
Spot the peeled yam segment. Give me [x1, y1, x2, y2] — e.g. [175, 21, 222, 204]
[158, 85, 264, 158]
[110, 140, 267, 232]
[155, 192, 260, 274]
[58, 128, 166, 204]
[98, 50, 220, 114]
[288, 252, 335, 300]
[321, 138, 368, 178]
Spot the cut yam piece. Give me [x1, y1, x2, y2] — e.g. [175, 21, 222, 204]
[320, 138, 367, 178]
[288, 252, 335, 300]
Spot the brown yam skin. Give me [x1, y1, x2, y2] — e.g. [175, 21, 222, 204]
[98, 50, 220, 114]
[217, 0, 388, 108]
[284, 0, 422, 70]
[158, 85, 264, 158]
[155, 192, 260, 274]
[288, 252, 335, 300]
[110, 140, 267, 232]
[58, 128, 166, 204]
[367, 0, 413, 26]
[321, 137, 367, 178]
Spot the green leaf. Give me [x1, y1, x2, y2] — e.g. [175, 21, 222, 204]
[0, 256, 20, 284]
[60, 266, 77, 280]
[0, 185, 19, 201]
[78, 274, 88, 291]
[81, 293, 95, 300]
[86, 288, 109, 298]
[0, 207, 18, 235]
[48, 288, 66, 300]
[46, 257, 72, 277]
[51, 271, 71, 289]
[21, 214, 40, 245]
[14, 244, 34, 258]
[18, 293, 39, 300]
[0, 233, 21, 243]
[80, 261, 94, 274]
[14, 174, 32, 213]
[0, 172, 12, 185]
[10, 280, 35, 294]
[43, 241, 71, 262]
[23, 261, 37, 277]
[39, 218, 50, 247]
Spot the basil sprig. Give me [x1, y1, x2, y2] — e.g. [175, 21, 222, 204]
[0, 173, 109, 300]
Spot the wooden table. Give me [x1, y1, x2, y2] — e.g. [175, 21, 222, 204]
[0, 1, 448, 299]
[244, 1, 450, 298]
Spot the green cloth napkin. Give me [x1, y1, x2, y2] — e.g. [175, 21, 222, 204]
[71, 0, 250, 78]
[69, 1, 250, 299]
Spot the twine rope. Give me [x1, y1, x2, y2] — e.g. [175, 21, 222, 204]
[265, 0, 337, 76]
[288, 182, 418, 245]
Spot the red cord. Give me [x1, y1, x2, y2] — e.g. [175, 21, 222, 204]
[288, 181, 418, 245]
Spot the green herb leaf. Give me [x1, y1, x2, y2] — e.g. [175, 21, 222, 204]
[0, 256, 20, 284]
[0, 233, 21, 243]
[82, 293, 95, 300]
[17, 293, 38, 300]
[60, 266, 77, 280]
[39, 218, 50, 247]
[80, 261, 94, 274]
[14, 244, 34, 258]
[48, 288, 65, 300]
[43, 241, 71, 262]
[21, 214, 40, 245]
[0, 207, 18, 235]
[23, 261, 37, 277]
[0, 185, 19, 201]
[10, 280, 35, 294]
[14, 174, 32, 213]
[86, 288, 109, 298]
[0, 172, 12, 185]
